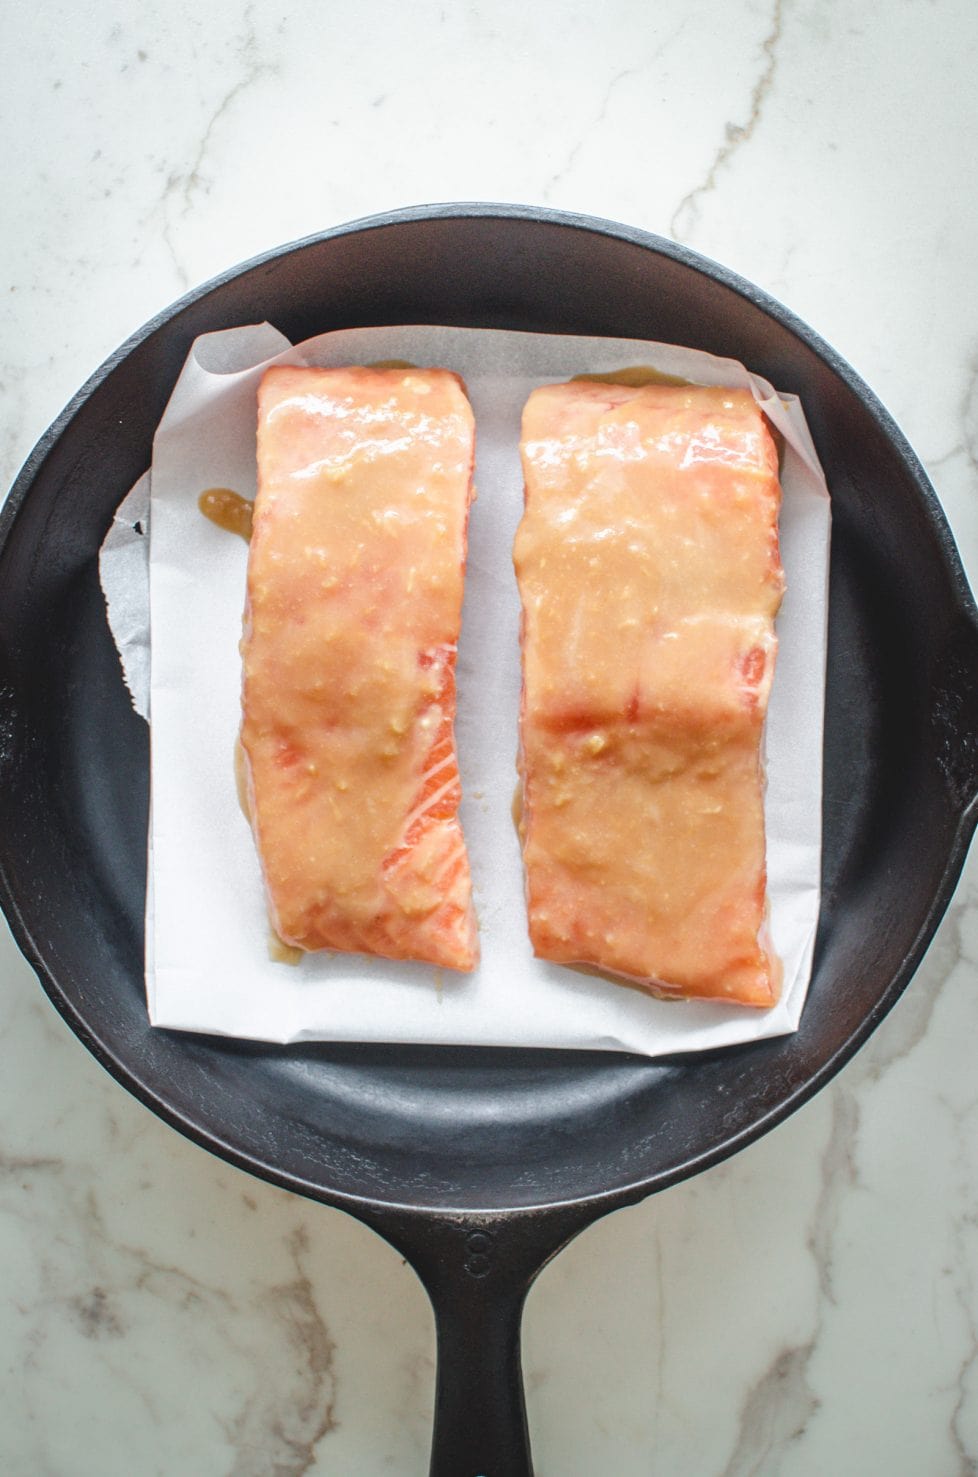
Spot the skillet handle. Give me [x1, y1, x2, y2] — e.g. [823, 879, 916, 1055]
[375, 1206, 593, 1477]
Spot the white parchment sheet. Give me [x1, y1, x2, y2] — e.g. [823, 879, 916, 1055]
[99, 324, 830, 1054]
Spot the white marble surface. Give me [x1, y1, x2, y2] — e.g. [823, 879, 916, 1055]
[2, 0, 977, 1472]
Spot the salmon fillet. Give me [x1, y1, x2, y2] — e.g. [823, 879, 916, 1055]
[240, 365, 478, 971]
[514, 381, 785, 1006]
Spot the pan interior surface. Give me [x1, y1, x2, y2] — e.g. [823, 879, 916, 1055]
[0, 207, 973, 1216]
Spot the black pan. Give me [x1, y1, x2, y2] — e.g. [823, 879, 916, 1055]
[1, 204, 976, 1476]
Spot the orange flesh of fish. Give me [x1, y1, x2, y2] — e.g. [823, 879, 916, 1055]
[514, 381, 785, 1006]
[240, 365, 478, 971]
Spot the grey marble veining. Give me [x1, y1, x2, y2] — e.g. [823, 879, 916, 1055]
[2, 0, 977, 1471]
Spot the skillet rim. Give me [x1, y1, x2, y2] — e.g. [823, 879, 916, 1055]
[1, 201, 976, 1223]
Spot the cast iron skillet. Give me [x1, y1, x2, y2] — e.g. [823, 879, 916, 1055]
[1, 205, 977, 1475]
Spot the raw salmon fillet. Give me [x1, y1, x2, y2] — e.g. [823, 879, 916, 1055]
[514, 380, 785, 1005]
[239, 365, 478, 971]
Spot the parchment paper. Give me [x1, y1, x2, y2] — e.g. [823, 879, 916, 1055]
[100, 323, 830, 1054]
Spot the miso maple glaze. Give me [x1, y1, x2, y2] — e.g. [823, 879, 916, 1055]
[240, 365, 478, 971]
[198, 487, 253, 541]
[514, 380, 785, 1006]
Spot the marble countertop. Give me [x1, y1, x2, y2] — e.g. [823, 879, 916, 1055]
[2, 1, 977, 1472]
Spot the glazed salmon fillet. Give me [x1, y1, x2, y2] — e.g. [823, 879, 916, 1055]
[239, 365, 478, 971]
[514, 381, 785, 1006]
